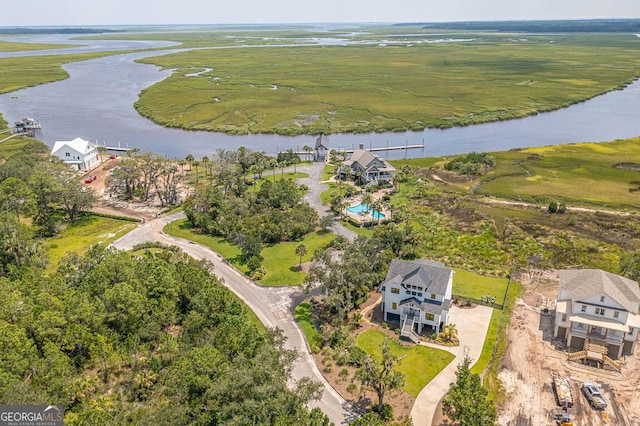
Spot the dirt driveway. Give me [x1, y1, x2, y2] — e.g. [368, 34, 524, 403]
[498, 273, 640, 425]
[81, 155, 169, 222]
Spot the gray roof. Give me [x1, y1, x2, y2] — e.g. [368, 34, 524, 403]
[383, 259, 452, 296]
[400, 296, 452, 315]
[315, 134, 329, 150]
[348, 149, 396, 172]
[560, 269, 640, 312]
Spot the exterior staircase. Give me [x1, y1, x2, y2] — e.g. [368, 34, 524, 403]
[603, 355, 622, 372]
[567, 350, 588, 361]
[401, 314, 419, 344]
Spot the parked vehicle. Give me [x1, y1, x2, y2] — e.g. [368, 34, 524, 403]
[552, 377, 574, 408]
[84, 175, 97, 184]
[582, 382, 608, 410]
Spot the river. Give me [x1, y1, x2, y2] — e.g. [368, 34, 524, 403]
[0, 32, 639, 160]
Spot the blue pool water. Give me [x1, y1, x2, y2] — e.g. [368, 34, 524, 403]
[347, 203, 386, 219]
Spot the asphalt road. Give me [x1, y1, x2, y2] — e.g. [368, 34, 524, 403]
[111, 212, 360, 425]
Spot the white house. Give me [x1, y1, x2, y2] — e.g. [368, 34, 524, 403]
[554, 269, 640, 360]
[341, 149, 396, 185]
[51, 137, 99, 171]
[380, 259, 453, 342]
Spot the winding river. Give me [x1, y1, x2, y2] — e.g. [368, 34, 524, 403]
[1, 33, 639, 160]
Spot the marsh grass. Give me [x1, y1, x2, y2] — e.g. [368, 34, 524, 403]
[475, 138, 640, 209]
[133, 33, 640, 135]
[0, 40, 74, 52]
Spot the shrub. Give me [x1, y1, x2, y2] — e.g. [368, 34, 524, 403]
[347, 345, 366, 367]
[548, 201, 558, 213]
[339, 368, 349, 380]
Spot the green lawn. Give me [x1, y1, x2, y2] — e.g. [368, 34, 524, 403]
[356, 330, 455, 397]
[45, 215, 137, 272]
[452, 269, 509, 306]
[470, 308, 501, 375]
[294, 302, 322, 353]
[164, 218, 335, 285]
[261, 231, 335, 285]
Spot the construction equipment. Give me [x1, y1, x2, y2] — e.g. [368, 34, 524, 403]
[552, 377, 574, 408]
[554, 411, 574, 426]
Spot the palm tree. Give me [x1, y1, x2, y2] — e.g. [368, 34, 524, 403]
[303, 145, 313, 161]
[439, 323, 458, 344]
[371, 199, 383, 224]
[192, 160, 199, 184]
[360, 192, 373, 212]
[295, 243, 308, 270]
[185, 154, 194, 170]
[201, 156, 210, 176]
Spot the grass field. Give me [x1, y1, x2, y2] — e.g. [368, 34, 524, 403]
[294, 302, 322, 353]
[163, 218, 335, 285]
[45, 215, 137, 272]
[475, 138, 640, 210]
[453, 269, 509, 305]
[132, 32, 640, 135]
[356, 330, 455, 397]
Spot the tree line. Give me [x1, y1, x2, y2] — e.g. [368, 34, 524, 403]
[0, 243, 329, 425]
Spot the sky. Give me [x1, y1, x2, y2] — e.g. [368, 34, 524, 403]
[1, 0, 639, 27]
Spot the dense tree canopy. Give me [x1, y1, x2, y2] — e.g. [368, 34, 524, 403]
[0, 244, 328, 425]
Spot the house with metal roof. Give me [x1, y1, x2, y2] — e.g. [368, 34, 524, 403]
[51, 137, 99, 171]
[380, 259, 453, 343]
[553, 269, 640, 360]
[341, 149, 395, 185]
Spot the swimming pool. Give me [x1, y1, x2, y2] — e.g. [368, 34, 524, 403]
[347, 203, 386, 219]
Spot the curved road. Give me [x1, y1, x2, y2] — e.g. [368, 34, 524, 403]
[111, 211, 359, 425]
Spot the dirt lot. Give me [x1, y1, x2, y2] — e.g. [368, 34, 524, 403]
[80, 155, 173, 222]
[498, 270, 640, 426]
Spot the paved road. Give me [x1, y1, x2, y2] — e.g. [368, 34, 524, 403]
[298, 162, 358, 241]
[410, 304, 494, 425]
[111, 212, 359, 425]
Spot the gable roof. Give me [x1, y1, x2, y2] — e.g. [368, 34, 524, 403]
[51, 137, 96, 156]
[383, 259, 451, 295]
[315, 134, 329, 150]
[348, 149, 396, 173]
[560, 269, 640, 312]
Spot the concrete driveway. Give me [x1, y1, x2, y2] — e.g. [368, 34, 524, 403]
[410, 304, 494, 425]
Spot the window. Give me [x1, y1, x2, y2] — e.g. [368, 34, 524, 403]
[381, 286, 385, 292]
[595, 308, 605, 316]
[600, 296, 605, 303]
[581, 305, 587, 313]
[65, 152, 70, 157]
[431, 293, 436, 300]
[614, 311, 619, 319]
[425, 313, 434, 321]
[391, 287, 399, 294]
[392, 302, 397, 310]
[561, 314, 567, 322]
[417, 292, 423, 298]
[411, 291, 417, 296]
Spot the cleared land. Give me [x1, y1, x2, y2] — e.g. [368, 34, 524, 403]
[133, 32, 640, 135]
